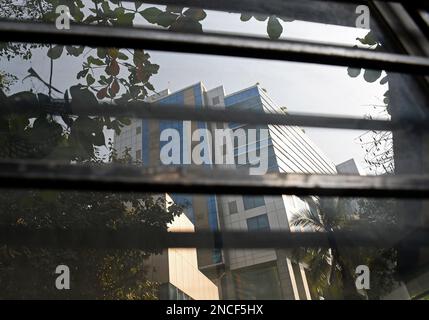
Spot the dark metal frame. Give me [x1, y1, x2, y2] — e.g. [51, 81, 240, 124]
[2, 20, 429, 74]
[2, 99, 427, 131]
[0, 0, 429, 251]
[1, 160, 429, 198]
[1, 226, 428, 249]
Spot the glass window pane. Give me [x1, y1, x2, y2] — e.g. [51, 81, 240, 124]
[247, 214, 270, 231]
[228, 200, 238, 214]
[243, 196, 266, 210]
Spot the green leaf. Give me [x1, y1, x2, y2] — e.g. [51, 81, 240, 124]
[97, 48, 107, 59]
[267, 16, 283, 39]
[357, 32, 378, 46]
[146, 63, 159, 74]
[383, 91, 390, 105]
[117, 52, 129, 60]
[47, 45, 64, 59]
[384, 96, 389, 105]
[65, 46, 85, 57]
[140, 7, 163, 24]
[240, 14, 252, 22]
[86, 74, 95, 86]
[108, 48, 119, 59]
[70, 85, 98, 108]
[183, 8, 206, 21]
[114, 7, 125, 16]
[347, 67, 361, 78]
[363, 69, 382, 83]
[170, 17, 202, 33]
[70, 4, 85, 22]
[379, 75, 388, 85]
[88, 56, 105, 66]
[145, 82, 155, 91]
[166, 5, 183, 14]
[254, 15, 268, 21]
[83, 15, 99, 24]
[129, 85, 141, 98]
[133, 50, 149, 65]
[77, 69, 89, 79]
[99, 75, 109, 85]
[135, 1, 144, 10]
[101, 1, 111, 14]
[119, 117, 132, 126]
[117, 12, 135, 26]
[156, 12, 178, 27]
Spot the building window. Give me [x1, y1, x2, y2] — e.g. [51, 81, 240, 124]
[136, 126, 141, 135]
[136, 149, 142, 161]
[247, 214, 270, 231]
[159, 283, 193, 300]
[243, 195, 265, 210]
[233, 262, 282, 299]
[228, 200, 238, 214]
[212, 96, 220, 105]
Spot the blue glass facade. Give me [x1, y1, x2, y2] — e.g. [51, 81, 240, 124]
[224, 86, 260, 107]
[159, 91, 185, 159]
[141, 83, 221, 264]
[225, 86, 278, 173]
[142, 118, 150, 165]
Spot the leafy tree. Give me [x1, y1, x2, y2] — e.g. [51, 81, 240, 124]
[0, 185, 183, 299]
[0, 141, 184, 299]
[0, 1, 186, 299]
[347, 31, 393, 174]
[290, 197, 361, 299]
[291, 196, 397, 300]
[354, 198, 397, 299]
[0, 0, 163, 162]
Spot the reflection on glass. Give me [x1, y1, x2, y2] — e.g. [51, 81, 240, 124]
[1, 0, 429, 301]
[233, 262, 283, 299]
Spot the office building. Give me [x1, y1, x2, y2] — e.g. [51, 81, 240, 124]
[145, 194, 219, 300]
[114, 82, 339, 300]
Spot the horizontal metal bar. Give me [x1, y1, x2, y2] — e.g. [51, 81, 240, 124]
[2, 99, 425, 131]
[1, 160, 429, 198]
[0, 227, 427, 249]
[1, 20, 429, 75]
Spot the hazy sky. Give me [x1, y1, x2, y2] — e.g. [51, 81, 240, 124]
[142, 9, 389, 173]
[1, 5, 389, 174]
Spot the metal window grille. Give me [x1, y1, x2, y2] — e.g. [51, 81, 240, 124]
[1, 0, 429, 270]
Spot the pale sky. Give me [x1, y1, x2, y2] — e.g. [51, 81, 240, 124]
[1, 5, 389, 174]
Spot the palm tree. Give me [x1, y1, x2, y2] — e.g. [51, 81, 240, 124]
[290, 197, 362, 300]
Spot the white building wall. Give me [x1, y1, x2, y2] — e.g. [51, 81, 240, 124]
[113, 119, 143, 162]
[205, 86, 226, 108]
[219, 85, 337, 272]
